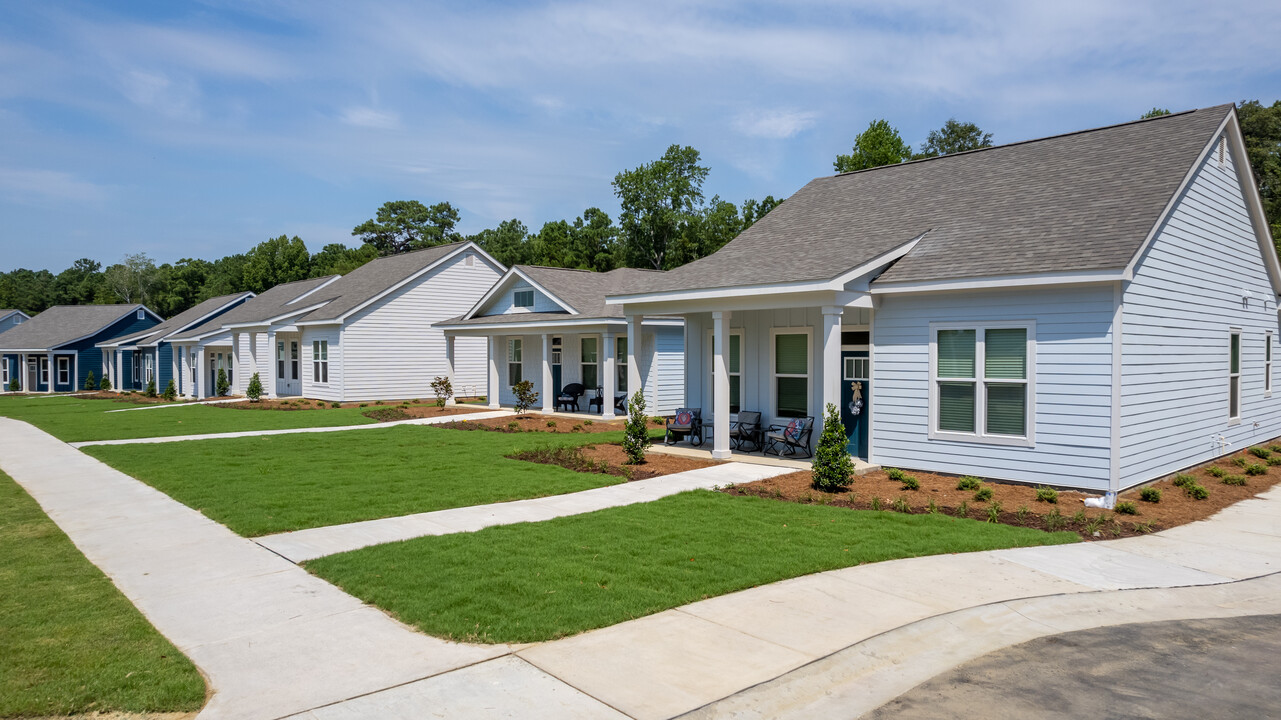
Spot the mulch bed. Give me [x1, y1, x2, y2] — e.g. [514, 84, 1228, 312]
[511, 443, 721, 481]
[436, 414, 628, 434]
[76, 391, 188, 405]
[722, 443, 1281, 540]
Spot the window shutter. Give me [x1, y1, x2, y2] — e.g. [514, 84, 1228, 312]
[938, 381, 976, 432]
[937, 330, 975, 378]
[984, 328, 1026, 379]
[986, 384, 1026, 436]
[775, 334, 807, 375]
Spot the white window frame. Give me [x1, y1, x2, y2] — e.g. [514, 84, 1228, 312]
[312, 340, 329, 384]
[580, 336, 600, 389]
[769, 327, 812, 422]
[1266, 331, 1273, 396]
[1229, 328, 1242, 423]
[616, 336, 629, 393]
[1, 359, 8, 386]
[277, 341, 286, 380]
[190, 351, 197, 385]
[57, 356, 70, 385]
[705, 328, 745, 416]
[137, 309, 145, 320]
[507, 338, 523, 388]
[513, 289, 535, 309]
[928, 321, 1036, 447]
[40, 357, 49, 384]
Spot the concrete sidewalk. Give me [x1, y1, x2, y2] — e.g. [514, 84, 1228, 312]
[68, 409, 513, 447]
[257, 462, 793, 563]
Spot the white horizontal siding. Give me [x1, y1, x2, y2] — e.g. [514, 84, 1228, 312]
[1120, 135, 1281, 486]
[871, 285, 1115, 491]
[339, 252, 502, 401]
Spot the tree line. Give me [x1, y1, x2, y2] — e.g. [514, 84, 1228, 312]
[3, 100, 1276, 318]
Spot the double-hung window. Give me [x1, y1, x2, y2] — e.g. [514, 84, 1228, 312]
[616, 337, 628, 393]
[1, 359, 8, 386]
[1266, 332, 1273, 395]
[57, 357, 70, 385]
[40, 357, 49, 384]
[1229, 329, 1241, 420]
[313, 340, 329, 383]
[507, 338, 523, 387]
[277, 341, 286, 379]
[709, 330, 743, 414]
[190, 351, 197, 385]
[514, 289, 534, 309]
[581, 337, 599, 388]
[772, 330, 810, 419]
[931, 323, 1034, 444]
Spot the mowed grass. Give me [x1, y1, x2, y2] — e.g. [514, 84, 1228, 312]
[0, 394, 376, 442]
[306, 491, 1080, 644]
[86, 425, 630, 536]
[0, 471, 206, 716]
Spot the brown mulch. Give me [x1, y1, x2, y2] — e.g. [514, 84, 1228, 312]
[78, 391, 188, 405]
[436, 414, 628, 434]
[722, 443, 1281, 540]
[511, 443, 721, 481]
[223, 398, 484, 415]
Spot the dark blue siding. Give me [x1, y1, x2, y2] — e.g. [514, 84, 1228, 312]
[64, 310, 161, 392]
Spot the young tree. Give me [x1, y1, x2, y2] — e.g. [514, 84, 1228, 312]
[811, 403, 854, 492]
[83, 370, 96, 391]
[622, 390, 651, 464]
[352, 200, 462, 255]
[246, 372, 263, 402]
[834, 119, 912, 173]
[511, 379, 538, 415]
[243, 235, 312, 293]
[162, 379, 177, 401]
[144, 378, 157, 398]
[216, 368, 230, 397]
[916, 119, 993, 158]
[99, 374, 111, 391]
[430, 376, 453, 408]
[614, 144, 709, 270]
[8, 378, 19, 392]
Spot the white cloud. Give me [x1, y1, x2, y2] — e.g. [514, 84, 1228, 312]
[339, 106, 400, 130]
[733, 109, 818, 139]
[0, 167, 109, 205]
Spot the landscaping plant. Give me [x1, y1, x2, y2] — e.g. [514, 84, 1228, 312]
[974, 486, 993, 502]
[956, 476, 982, 491]
[246, 373, 263, 402]
[1184, 482, 1210, 499]
[1205, 467, 1227, 478]
[144, 378, 157, 398]
[83, 370, 95, 391]
[811, 403, 854, 492]
[512, 380, 538, 415]
[162, 379, 177, 402]
[1139, 487, 1162, 503]
[7, 378, 18, 392]
[430, 376, 453, 408]
[622, 389, 651, 464]
[216, 368, 230, 397]
[1245, 463, 1267, 476]
[1249, 446, 1271, 459]
[1114, 501, 1138, 515]
[1222, 474, 1248, 486]
[1034, 486, 1058, 504]
[98, 375, 110, 391]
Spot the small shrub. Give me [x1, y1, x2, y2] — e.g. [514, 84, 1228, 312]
[375, 400, 383, 405]
[812, 403, 855, 492]
[572, 423, 584, 433]
[546, 420, 557, 428]
[1185, 483, 1210, 500]
[1245, 463, 1267, 476]
[7, 378, 18, 392]
[1268, 457, 1281, 466]
[584, 419, 594, 426]
[900, 475, 920, 491]
[1044, 508, 1067, 531]
[84, 370, 96, 391]
[247, 372, 263, 402]
[144, 378, 157, 398]
[1115, 501, 1138, 515]
[927, 498, 939, 514]
[359, 403, 368, 408]
[162, 379, 177, 401]
[1035, 486, 1058, 504]
[870, 496, 883, 511]
[1015, 505, 1030, 523]
[1071, 510, 1087, 525]
[892, 496, 911, 513]
[1270, 445, 1281, 454]
[507, 421, 521, 432]
[955, 500, 968, 518]
[1222, 474, 1248, 486]
[1139, 487, 1162, 503]
[973, 487, 993, 502]
[216, 368, 229, 397]
[1085, 514, 1107, 535]
[622, 390, 652, 464]
[331, 402, 341, 408]
[1231, 457, 1247, 468]
[512, 379, 538, 415]
[1204, 467, 1226, 479]
[956, 476, 982, 491]
[1132, 522, 1155, 533]
[986, 501, 1002, 523]
[430, 376, 453, 408]
[1249, 446, 1271, 459]
[886, 468, 908, 482]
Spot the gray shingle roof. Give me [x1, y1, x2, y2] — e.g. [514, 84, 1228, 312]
[0, 304, 148, 351]
[106, 292, 254, 346]
[295, 242, 471, 323]
[439, 266, 665, 327]
[617, 105, 1233, 295]
[168, 276, 339, 340]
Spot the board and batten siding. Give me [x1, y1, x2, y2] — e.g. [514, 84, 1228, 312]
[338, 252, 501, 401]
[647, 325, 684, 415]
[1120, 135, 1281, 487]
[871, 286, 1115, 491]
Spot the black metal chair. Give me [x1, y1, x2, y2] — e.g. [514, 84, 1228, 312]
[614, 394, 628, 413]
[556, 383, 584, 412]
[763, 416, 815, 459]
[588, 386, 605, 414]
[665, 408, 703, 446]
[728, 411, 764, 452]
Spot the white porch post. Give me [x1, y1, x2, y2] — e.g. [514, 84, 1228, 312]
[195, 346, 207, 400]
[170, 347, 179, 396]
[626, 314, 642, 402]
[444, 334, 457, 405]
[821, 306, 843, 431]
[602, 331, 617, 419]
[265, 331, 278, 399]
[541, 333, 554, 413]
[45, 352, 54, 393]
[20, 353, 27, 392]
[487, 336, 501, 409]
[711, 311, 732, 459]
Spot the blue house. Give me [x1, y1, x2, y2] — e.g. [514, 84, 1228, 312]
[0, 305, 161, 393]
[608, 105, 1281, 501]
[96, 291, 254, 394]
[0, 309, 31, 336]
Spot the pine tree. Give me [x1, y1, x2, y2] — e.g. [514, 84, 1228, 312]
[247, 372, 263, 402]
[811, 403, 854, 492]
[99, 374, 111, 391]
[216, 368, 230, 397]
[145, 378, 157, 398]
[84, 370, 96, 391]
[622, 390, 651, 464]
[162, 379, 177, 401]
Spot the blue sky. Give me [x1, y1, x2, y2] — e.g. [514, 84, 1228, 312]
[2, 0, 1279, 271]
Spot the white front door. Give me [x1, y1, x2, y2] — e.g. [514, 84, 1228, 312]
[276, 335, 301, 396]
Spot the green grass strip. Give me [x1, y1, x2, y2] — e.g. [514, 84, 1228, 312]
[87, 425, 629, 536]
[0, 471, 206, 716]
[307, 490, 1079, 644]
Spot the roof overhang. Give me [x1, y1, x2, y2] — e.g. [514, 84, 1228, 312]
[870, 268, 1126, 295]
[439, 315, 681, 336]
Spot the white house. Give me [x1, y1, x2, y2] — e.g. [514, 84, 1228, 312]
[608, 105, 1281, 500]
[438, 265, 685, 417]
[169, 241, 504, 401]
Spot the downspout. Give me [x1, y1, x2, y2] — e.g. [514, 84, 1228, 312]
[1108, 280, 1124, 508]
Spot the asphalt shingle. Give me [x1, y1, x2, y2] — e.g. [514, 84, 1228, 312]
[0, 305, 148, 351]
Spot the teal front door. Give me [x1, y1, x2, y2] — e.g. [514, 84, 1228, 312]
[839, 350, 870, 459]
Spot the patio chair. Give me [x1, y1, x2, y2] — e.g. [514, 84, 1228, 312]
[614, 394, 628, 413]
[728, 411, 764, 452]
[555, 383, 584, 412]
[588, 386, 605, 414]
[665, 408, 703, 446]
[762, 416, 814, 459]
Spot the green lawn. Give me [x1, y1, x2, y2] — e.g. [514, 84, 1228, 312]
[0, 394, 377, 442]
[87, 425, 630, 536]
[0, 471, 206, 716]
[306, 491, 1079, 644]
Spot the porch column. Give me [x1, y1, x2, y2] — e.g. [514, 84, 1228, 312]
[265, 331, 278, 399]
[195, 346, 207, 400]
[443, 334, 457, 405]
[626, 314, 642, 402]
[711, 310, 732, 459]
[20, 354, 27, 392]
[821, 306, 843, 432]
[541, 334, 554, 413]
[601, 331, 616, 419]
[46, 352, 54, 393]
[487, 336, 501, 409]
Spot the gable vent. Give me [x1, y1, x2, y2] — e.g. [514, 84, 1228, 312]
[1218, 137, 1227, 167]
[464, 254, 475, 267]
